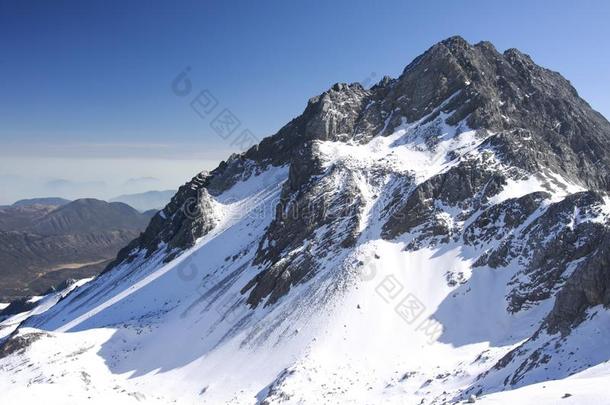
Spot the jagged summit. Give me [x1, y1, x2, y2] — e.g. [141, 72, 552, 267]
[109, 37, 610, 271]
[100, 36, 610, 318]
[2, 37, 610, 404]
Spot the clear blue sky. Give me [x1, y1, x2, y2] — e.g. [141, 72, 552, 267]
[1, 0, 609, 204]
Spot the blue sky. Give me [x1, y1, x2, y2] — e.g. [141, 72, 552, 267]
[1, 0, 609, 204]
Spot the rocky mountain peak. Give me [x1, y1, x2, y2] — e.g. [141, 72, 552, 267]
[103, 37, 610, 277]
[4, 36, 610, 404]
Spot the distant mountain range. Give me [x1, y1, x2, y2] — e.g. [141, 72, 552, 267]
[110, 190, 175, 212]
[0, 191, 173, 301]
[5, 190, 175, 213]
[11, 197, 71, 207]
[0, 198, 155, 301]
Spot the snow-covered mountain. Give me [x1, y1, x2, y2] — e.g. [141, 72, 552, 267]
[2, 36, 610, 404]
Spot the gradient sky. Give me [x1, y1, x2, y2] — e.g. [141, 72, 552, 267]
[1, 0, 609, 204]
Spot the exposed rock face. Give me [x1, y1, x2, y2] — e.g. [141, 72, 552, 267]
[86, 38, 610, 390]
[105, 153, 282, 268]
[463, 191, 550, 247]
[103, 37, 610, 321]
[0, 331, 49, 359]
[382, 155, 507, 242]
[243, 143, 364, 307]
[106, 171, 217, 267]
[408, 38, 610, 189]
[239, 36, 610, 307]
[508, 192, 608, 311]
[546, 232, 610, 333]
[464, 190, 610, 395]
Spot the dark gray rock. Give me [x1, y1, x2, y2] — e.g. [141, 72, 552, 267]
[467, 191, 608, 313]
[381, 156, 507, 241]
[546, 229, 610, 335]
[104, 171, 218, 268]
[465, 191, 610, 395]
[463, 191, 550, 246]
[243, 149, 364, 307]
[0, 331, 49, 358]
